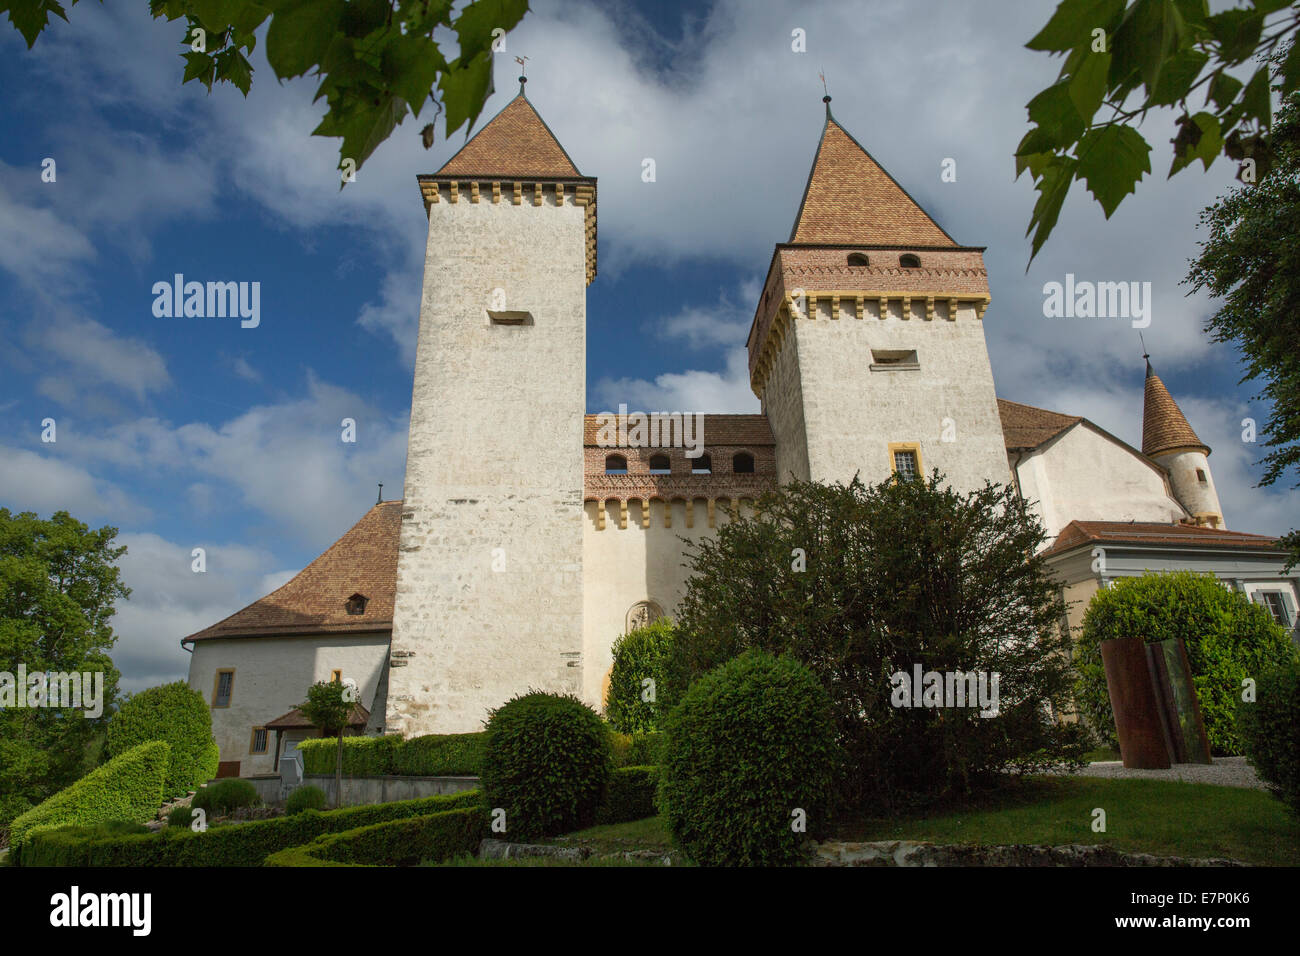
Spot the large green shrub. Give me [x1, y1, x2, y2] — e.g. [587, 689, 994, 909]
[594, 766, 658, 825]
[481, 692, 611, 840]
[265, 806, 488, 866]
[285, 785, 327, 816]
[297, 732, 486, 776]
[660, 650, 839, 866]
[609, 732, 663, 768]
[9, 741, 169, 852]
[191, 778, 259, 816]
[1076, 571, 1295, 754]
[669, 475, 1086, 811]
[606, 619, 676, 733]
[1238, 658, 1300, 814]
[106, 682, 219, 796]
[17, 789, 483, 867]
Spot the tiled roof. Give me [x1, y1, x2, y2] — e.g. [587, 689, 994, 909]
[583, 414, 774, 446]
[1043, 520, 1280, 557]
[789, 114, 957, 246]
[997, 398, 1082, 451]
[265, 703, 370, 731]
[182, 501, 403, 644]
[434, 92, 583, 179]
[1142, 361, 1208, 457]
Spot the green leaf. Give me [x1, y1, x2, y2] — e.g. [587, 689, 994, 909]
[1205, 8, 1264, 64]
[1283, 40, 1300, 96]
[1076, 124, 1152, 216]
[314, 94, 408, 181]
[265, 0, 344, 79]
[1112, 0, 1186, 97]
[1207, 70, 1243, 111]
[381, 32, 447, 117]
[1068, 49, 1112, 119]
[1169, 110, 1222, 175]
[338, 0, 388, 38]
[215, 48, 253, 96]
[1239, 66, 1272, 128]
[4, 0, 71, 48]
[454, 0, 529, 63]
[1026, 0, 1124, 53]
[1026, 155, 1079, 262]
[1026, 79, 1088, 150]
[439, 49, 493, 137]
[180, 49, 216, 90]
[1145, 47, 1208, 106]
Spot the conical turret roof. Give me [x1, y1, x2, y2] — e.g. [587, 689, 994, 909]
[789, 109, 957, 246]
[435, 89, 583, 179]
[1142, 360, 1209, 457]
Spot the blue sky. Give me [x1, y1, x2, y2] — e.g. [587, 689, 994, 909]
[1, 0, 1294, 691]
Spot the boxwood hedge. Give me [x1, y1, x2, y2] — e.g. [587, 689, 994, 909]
[9, 741, 170, 854]
[264, 806, 488, 867]
[17, 788, 482, 867]
[107, 682, 220, 797]
[594, 766, 658, 825]
[297, 733, 485, 777]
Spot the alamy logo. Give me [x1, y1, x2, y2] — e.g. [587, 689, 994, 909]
[1041, 274, 1151, 329]
[594, 404, 705, 458]
[890, 665, 1000, 717]
[49, 886, 151, 936]
[151, 274, 260, 328]
[0, 666, 103, 717]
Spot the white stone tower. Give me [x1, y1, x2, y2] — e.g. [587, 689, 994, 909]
[385, 79, 596, 735]
[1142, 357, 1224, 527]
[747, 99, 1009, 491]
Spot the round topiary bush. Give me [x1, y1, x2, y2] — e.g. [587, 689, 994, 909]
[606, 619, 676, 733]
[1238, 657, 1300, 815]
[1076, 571, 1294, 754]
[481, 691, 612, 839]
[659, 649, 839, 866]
[106, 681, 221, 796]
[285, 785, 327, 816]
[191, 778, 259, 816]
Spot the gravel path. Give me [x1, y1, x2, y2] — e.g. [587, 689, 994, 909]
[1073, 756, 1265, 790]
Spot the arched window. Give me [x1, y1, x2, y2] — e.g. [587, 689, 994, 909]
[847, 252, 870, 267]
[899, 254, 921, 268]
[605, 454, 627, 475]
[732, 452, 755, 474]
[691, 454, 712, 475]
[649, 454, 671, 474]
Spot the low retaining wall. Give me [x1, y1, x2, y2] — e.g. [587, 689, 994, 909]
[234, 773, 479, 808]
[810, 840, 1247, 867]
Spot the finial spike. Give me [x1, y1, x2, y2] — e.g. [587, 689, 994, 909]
[515, 55, 529, 94]
[819, 71, 832, 116]
[377, 482, 383, 505]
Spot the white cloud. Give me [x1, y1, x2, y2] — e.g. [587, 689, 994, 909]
[25, 313, 170, 402]
[593, 347, 758, 414]
[0, 445, 144, 523]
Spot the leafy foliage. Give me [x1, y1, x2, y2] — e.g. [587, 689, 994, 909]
[1238, 657, 1300, 814]
[480, 691, 611, 840]
[296, 731, 486, 776]
[668, 474, 1088, 812]
[0, 509, 126, 828]
[8, 740, 168, 854]
[1075, 571, 1296, 753]
[659, 650, 839, 866]
[107, 681, 219, 796]
[605, 618, 676, 733]
[593, 766, 659, 826]
[1185, 86, 1300, 566]
[191, 777, 259, 815]
[1019, 0, 1299, 260]
[285, 784, 327, 815]
[166, 803, 198, 828]
[1, 0, 531, 178]
[15, 788, 482, 866]
[608, 731, 663, 768]
[264, 805, 488, 866]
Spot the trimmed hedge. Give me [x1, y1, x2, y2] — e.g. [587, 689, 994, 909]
[595, 766, 658, 825]
[285, 785, 327, 816]
[1238, 658, 1300, 815]
[192, 778, 259, 815]
[482, 692, 611, 840]
[297, 733, 485, 777]
[17, 789, 483, 867]
[609, 732, 663, 768]
[660, 650, 839, 866]
[265, 807, 488, 867]
[107, 682, 220, 797]
[9, 741, 170, 854]
[606, 619, 676, 733]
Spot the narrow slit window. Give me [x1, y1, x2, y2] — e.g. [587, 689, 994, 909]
[250, 727, 268, 754]
[213, 669, 235, 708]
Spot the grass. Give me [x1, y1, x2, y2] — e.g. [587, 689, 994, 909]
[836, 776, 1300, 866]
[1083, 746, 1121, 762]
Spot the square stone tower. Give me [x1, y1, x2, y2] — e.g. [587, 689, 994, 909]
[386, 82, 597, 735]
[748, 101, 1010, 492]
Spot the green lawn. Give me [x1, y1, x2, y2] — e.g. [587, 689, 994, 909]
[1083, 746, 1121, 762]
[837, 776, 1299, 866]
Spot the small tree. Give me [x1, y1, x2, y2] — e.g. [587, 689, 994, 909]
[605, 619, 675, 733]
[668, 473, 1087, 811]
[299, 680, 353, 808]
[1076, 571, 1295, 754]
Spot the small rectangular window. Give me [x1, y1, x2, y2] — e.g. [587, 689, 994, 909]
[213, 669, 235, 708]
[487, 310, 532, 326]
[1196, 468, 1208, 483]
[893, 450, 919, 480]
[331, 669, 342, 683]
[250, 727, 268, 754]
[870, 349, 919, 371]
[1255, 590, 1293, 627]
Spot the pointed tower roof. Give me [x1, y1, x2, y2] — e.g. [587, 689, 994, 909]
[1142, 359, 1209, 457]
[435, 86, 583, 179]
[789, 103, 957, 246]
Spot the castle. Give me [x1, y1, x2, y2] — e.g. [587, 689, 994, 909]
[183, 83, 1298, 777]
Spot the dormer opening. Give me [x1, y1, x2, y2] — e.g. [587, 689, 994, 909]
[847, 253, 870, 267]
[345, 593, 368, 616]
